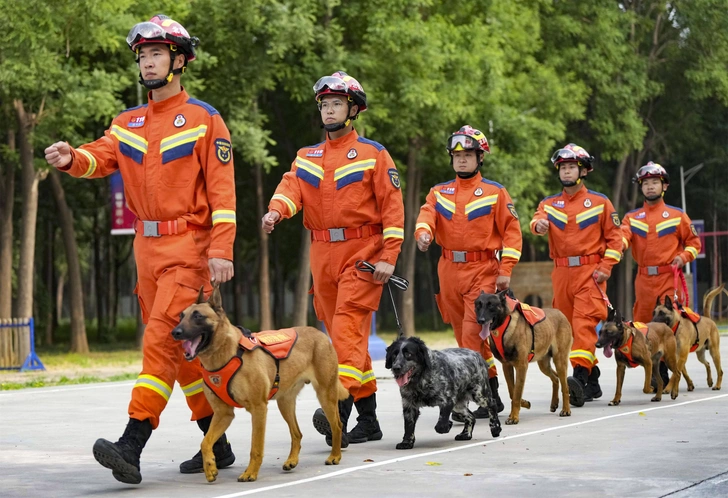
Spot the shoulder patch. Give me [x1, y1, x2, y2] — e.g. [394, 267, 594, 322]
[215, 138, 232, 164]
[388, 168, 401, 189]
[507, 203, 519, 219]
[586, 189, 608, 199]
[665, 204, 684, 213]
[611, 212, 621, 226]
[481, 178, 504, 189]
[356, 136, 386, 152]
[187, 98, 220, 117]
[690, 224, 697, 236]
[115, 103, 147, 119]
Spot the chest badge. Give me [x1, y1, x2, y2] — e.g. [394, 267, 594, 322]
[174, 114, 186, 127]
[584, 198, 592, 208]
[306, 149, 323, 157]
[663, 211, 669, 218]
[474, 187, 483, 197]
[441, 187, 455, 195]
[553, 200, 564, 208]
[209, 374, 222, 387]
[128, 116, 145, 128]
[347, 148, 358, 159]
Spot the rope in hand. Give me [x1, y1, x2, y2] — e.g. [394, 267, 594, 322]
[672, 265, 689, 307]
[355, 260, 409, 338]
[592, 272, 614, 312]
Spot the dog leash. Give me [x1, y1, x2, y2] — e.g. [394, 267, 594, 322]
[592, 272, 614, 311]
[672, 265, 689, 307]
[355, 260, 409, 338]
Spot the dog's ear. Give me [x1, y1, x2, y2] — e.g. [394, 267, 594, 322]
[655, 295, 662, 307]
[197, 286, 206, 304]
[497, 289, 507, 303]
[209, 284, 223, 312]
[664, 295, 672, 309]
[411, 337, 432, 371]
[607, 307, 616, 322]
[385, 340, 399, 369]
[505, 288, 516, 300]
[615, 308, 623, 324]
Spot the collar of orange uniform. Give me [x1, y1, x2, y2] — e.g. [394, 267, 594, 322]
[643, 198, 666, 212]
[455, 171, 482, 188]
[562, 182, 586, 200]
[147, 87, 189, 113]
[326, 128, 359, 149]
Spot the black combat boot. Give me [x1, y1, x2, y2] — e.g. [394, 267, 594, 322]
[568, 365, 590, 407]
[584, 365, 602, 401]
[92, 418, 153, 484]
[313, 394, 353, 448]
[179, 415, 236, 474]
[347, 393, 383, 443]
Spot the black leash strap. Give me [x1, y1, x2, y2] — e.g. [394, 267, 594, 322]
[355, 260, 409, 338]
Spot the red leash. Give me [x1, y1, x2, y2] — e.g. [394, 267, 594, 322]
[593, 273, 614, 311]
[672, 265, 689, 307]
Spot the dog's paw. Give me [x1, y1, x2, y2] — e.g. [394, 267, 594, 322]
[435, 420, 453, 434]
[643, 387, 653, 394]
[325, 455, 341, 465]
[282, 458, 298, 471]
[505, 417, 519, 425]
[650, 395, 662, 402]
[550, 404, 558, 413]
[396, 440, 415, 450]
[712, 386, 721, 391]
[204, 468, 218, 483]
[608, 399, 621, 406]
[455, 432, 472, 441]
[559, 409, 571, 417]
[687, 383, 695, 392]
[238, 469, 258, 482]
[490, 426, 502, 438]
[707, 377, 714, 388]
[520, 399, 531, 409]
[671, 390, 679, 400]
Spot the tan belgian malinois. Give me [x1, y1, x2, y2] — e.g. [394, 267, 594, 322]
[652, 285, 724, 393]
[595, 308, 679, 404]
[172, 286, 349, 483]
[475, 290, 574, 425]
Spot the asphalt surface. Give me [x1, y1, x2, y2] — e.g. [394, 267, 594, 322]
[2, 340, 727, 498]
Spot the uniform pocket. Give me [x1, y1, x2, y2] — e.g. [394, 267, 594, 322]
[435, 293, 450, 324]
[161, 270, 212, 321]
[309, 284, 326, 322]
[342, 269, 383, 311]
[134, 282, 150, 324]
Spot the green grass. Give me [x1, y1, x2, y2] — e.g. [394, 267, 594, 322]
[1, 372, 137, 390]
[35, 344, 142, 369]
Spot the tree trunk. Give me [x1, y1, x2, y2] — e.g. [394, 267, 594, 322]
[93, 208, 105, 340]
[0, 129, 16, 319]
[254, 161, 273, 330]
[232, 234, 243, 325]
[49, 169, 89, 353]
[292, 228, 311, 326]
[401, 139, 421, 337]
[44, 220, 57, 345]
[108, 236, 117, 330]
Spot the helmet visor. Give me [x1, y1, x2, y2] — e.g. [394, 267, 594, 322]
[550, 148, 580, 164]
[127, 22, 168, 48]
[314, 76, 349, 95]
[635, 164, 667, 181]
[447, 134, 480, 152]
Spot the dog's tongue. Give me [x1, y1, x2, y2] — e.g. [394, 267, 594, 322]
[479, 323, 491, 340]
[604, 344, 613, 358]
[183, 336, 202, 358]
[395, 369, 413, 387]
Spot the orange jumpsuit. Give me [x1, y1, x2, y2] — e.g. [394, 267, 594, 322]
[415, 173, 523, 378]
[268, 130, 404, 402]
[60, 89, 236, 428]
[621, 200, 700, 322]
[530, 185, 622, 372]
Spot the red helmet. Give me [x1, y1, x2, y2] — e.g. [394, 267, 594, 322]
[313, 71, 367, 112]
[126, 15, 198, 61]
[634, 161, 670, 185]
[446, 125, 490, 154]
[550, 143, 594, 171]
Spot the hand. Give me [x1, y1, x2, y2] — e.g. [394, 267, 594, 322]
[535, 219, 549, 234]
[373, 261, 395, 283]
[672, 255, 684, 267]
[261, 211, 280, 234]
[44, 142, 72, 169]
[209, 258, 234, 284]
[496, 276, 511, 291]
[417, 233, 431, 252]
[593, 270, 609, 284]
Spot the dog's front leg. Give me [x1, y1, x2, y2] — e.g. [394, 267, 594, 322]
[649, 355, 662, 401]
[201, 404, 235, 483]
[609, 363, 626, 406]
[435, 403, 454, 434]
[396, 405, 419, 450]
[240, 403, 268, 482]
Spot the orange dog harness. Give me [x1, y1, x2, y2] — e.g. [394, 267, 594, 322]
[618, 321, 649, 368]
[669, 305, 701, 352]
[202, 328, 298, 408]
[490, 297, 546, 362]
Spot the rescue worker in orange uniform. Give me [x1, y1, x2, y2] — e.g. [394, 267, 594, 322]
[415, 125, 522, 416]
[44, 15, 236, 484]
[621, 162, 701, 383]
[530, 144, 623, 406]
[262, 72, 404, 447]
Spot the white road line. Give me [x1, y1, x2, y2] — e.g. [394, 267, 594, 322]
[212, 393, 728, 498]
[0, 381, 134, 396]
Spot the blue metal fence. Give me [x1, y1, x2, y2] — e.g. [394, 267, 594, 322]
[0, 318, 46, 371]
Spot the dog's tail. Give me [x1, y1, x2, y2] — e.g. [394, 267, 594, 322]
[702, 283, 725, 318]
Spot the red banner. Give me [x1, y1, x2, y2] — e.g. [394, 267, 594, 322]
[110, 171, 136, 235]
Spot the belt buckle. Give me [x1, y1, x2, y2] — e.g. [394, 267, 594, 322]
[647, 266, 659, 276]
[452, 251, 467, 263]
[142, 221, 160, 237]
[567, 256, 581, 267]
[328, 228, 345, 242]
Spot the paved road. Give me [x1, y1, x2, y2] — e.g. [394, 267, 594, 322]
[2, 341, 727, 498]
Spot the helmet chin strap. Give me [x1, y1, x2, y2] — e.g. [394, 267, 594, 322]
[559, 178, 579, 187]
[321, 101, 356, 133]
[138, 48, 185, 90]
[644, 193, 662, 201]
[451, 152, 483, 179]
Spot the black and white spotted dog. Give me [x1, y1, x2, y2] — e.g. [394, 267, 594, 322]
[385, 336, 502, 449]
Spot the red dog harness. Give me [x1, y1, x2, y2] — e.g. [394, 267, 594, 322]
[618, 321, 649, 368]
[202, 328, 298, 408]
[669, 304, 701, 353]
[490, 297, 546, 363]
